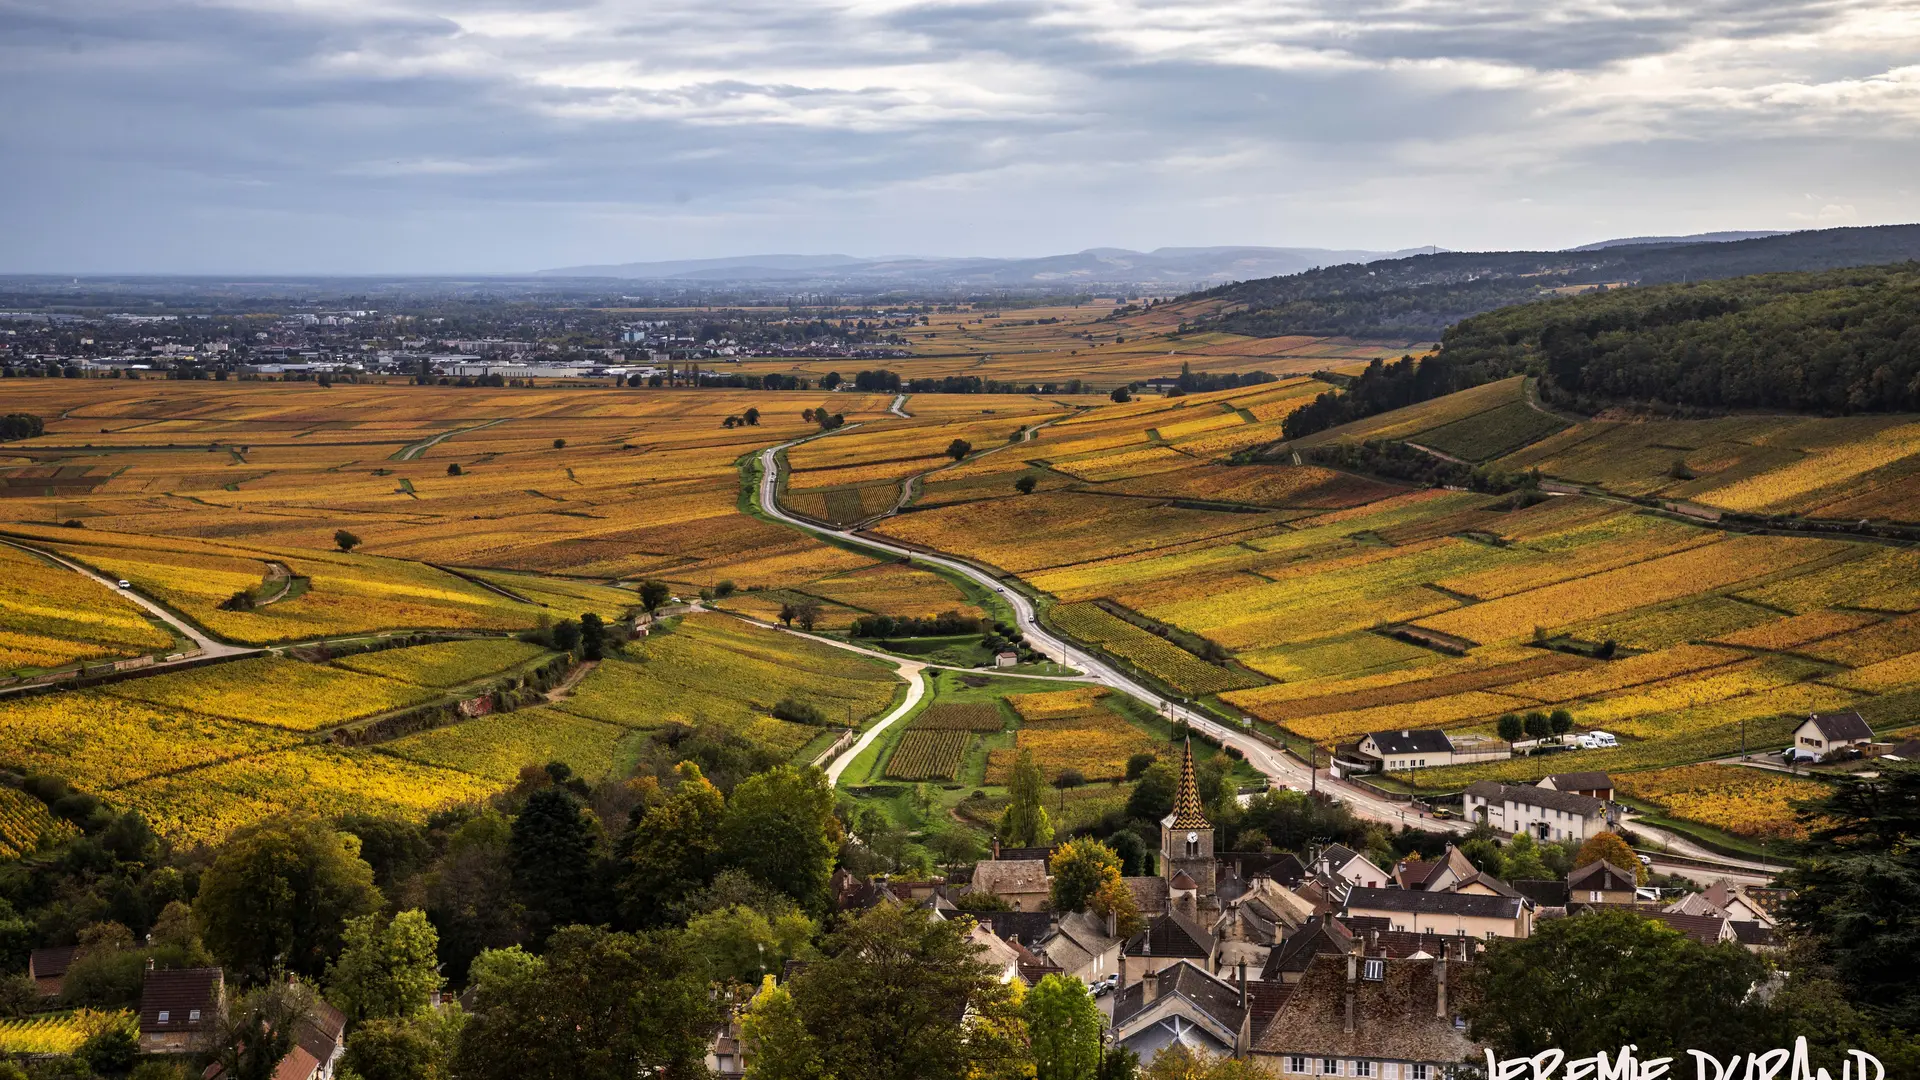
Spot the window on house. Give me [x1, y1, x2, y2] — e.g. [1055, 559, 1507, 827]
[188, 1009, 200, 1022]
[156, 1011, 170, 1024]
[1363, 959, 1384, 981]
[1322, 1059, 1342, 1076]
[1486, 930, 1498, 940]
[1412, 1066, 1430, 1080]
[1353, 1063, 1374, 1078]
[1589, 891, 1602, 902]
[1289, 1058, 1309, 1075]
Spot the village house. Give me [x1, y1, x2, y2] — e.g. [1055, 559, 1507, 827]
[1342, 887, 1533, 940]
[1309, 844, 1389, 891]
[1356, 730, 1456, 772]
[1252, 940, 1480, 1080]
[968, 859, 1051, 912]
[1038, 910, 1126, 985]
[1462, 781, 1607, 842]
[28, 946, 79, 998]
[138, 964, 225, 1055]
[1537, 771, 1614, 802]
[1566, 859, 1638, 905]
[1789, 711, 1874, 761]
[1111, 959, 1254, 1060]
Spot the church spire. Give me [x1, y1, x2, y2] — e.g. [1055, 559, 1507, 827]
[1169, 735, 1210, 828]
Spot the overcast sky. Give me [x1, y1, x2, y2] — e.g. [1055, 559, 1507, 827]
[4, 0, 1918, 273]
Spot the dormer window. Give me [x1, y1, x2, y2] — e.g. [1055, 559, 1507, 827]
[189, 1009, 200, 1022]
[157, 1011, 170, 1023]
[1362, 959, 1384, 981]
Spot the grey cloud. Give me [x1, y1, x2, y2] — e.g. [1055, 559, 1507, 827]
[1, 0, 1916, 271]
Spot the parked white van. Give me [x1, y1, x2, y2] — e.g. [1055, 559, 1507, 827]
[1576, 731, 1619, 750]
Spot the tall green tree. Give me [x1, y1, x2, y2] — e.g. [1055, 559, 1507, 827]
[509, 788, 602, 940]
[326, 909, 443, 1023]
[1025, 974, 1103, 1080]
[741, 975, 826, 1080]
[1780, 761, 1920, 1030]
[341, 1010, 465, 1080]
[787, 904, 999, 1080]
[194, 818, 382, 981]
[452, 925, 719, 1080]
[720, 766, 840, 914]
[683, 904, 819, 986]
[1465, 908, 1769, 1061]
[618, 762, 727, 925]
[999, 750, 1055, 848]
[1048, 838, 1122, 915]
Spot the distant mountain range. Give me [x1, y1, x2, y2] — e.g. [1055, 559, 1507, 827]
[535, 246, 1445, 287]
[1567, 230, 1787, 251]
[1192, 223, 1920, 341]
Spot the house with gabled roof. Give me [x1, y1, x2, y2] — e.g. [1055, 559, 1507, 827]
[1790, 711, 1873, 761]
[138, 964, 224, 1055]
[28, 946, 80, 998]
[1357, 730, 1456, 772]
[1463, 781, 1606, 843]
[1567, 859, 1638, 905]
[1111, 959, 1253, 1061]
[968, 859, 1050, 912]
[1310, 844, 1388, 891]
[1538, 771, 1614, 801]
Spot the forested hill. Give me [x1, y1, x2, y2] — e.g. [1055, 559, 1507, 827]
[1281, 263, 1920, 438]
[1193, 223, 1920, 340]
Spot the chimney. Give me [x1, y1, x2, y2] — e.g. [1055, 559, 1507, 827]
[1344, 943, 1358, 1034]
[1238, 960, 1248, 1008]
[1107, 908, 1118, 938]
[1119, 951, 1128, 996]
[1436, 950, 1449, 1020]
[1143, 968, 1159, 1006]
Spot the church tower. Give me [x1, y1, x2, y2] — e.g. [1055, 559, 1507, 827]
[1160, 737, 1215, 899]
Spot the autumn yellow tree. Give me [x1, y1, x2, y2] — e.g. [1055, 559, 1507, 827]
[1574, 831, 1647, 885]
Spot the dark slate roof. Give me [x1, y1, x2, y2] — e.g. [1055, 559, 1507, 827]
[1246, 981, 1293, 1033]
[1113, 960, 1247, 1033]
[1125, 909, 1214, 959]
[1512, 878, 1571, 908]
[1807, 711, 1873, 742]
[1365, 729, 1454, 755]
[29, 946, 81, 979]
[1452, 872, 1522, 899]
[1731, 920, 1778, 947]
[1464, 780, 1605, 817]
[1253, 953, 1481, 1061]
[1260, 918, 1354, 980]
[1567, 859, 1636, 892]
[1651, 911, 1728, 945]
[1541, 771, 1613, 792]
[139, 967, 223, 1034]
[1887, 739, 1920, 759]
[293, 998, 346, 1065]
[973, 911, 1056, 949]
[1344, 887, 1522, 920]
